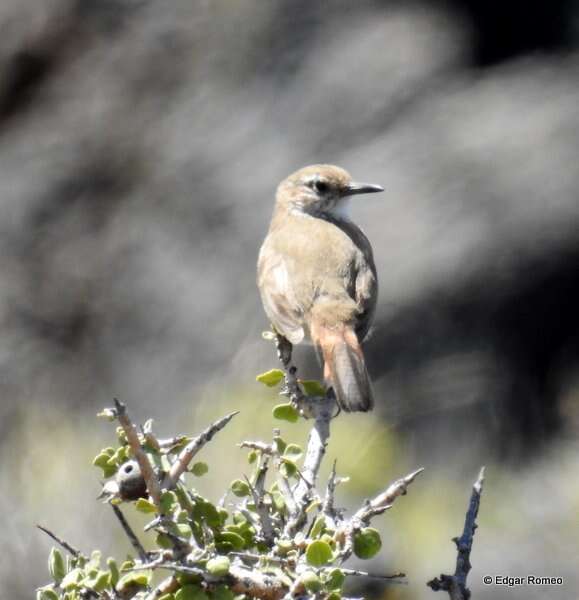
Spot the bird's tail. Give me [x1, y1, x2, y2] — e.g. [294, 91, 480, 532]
[311, 322, 374, 412]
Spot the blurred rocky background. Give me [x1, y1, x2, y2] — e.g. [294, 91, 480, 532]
[1, 0, 579, 598]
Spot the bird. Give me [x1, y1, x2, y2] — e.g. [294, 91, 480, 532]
[257, 164, 383, 412]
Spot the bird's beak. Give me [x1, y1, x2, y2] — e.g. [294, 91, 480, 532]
[343, 182, 384, 197]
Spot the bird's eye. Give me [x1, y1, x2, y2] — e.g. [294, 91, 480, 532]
[311, 180, 329, 194]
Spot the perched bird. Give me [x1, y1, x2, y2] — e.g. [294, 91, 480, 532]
[257, 164, 383, 412]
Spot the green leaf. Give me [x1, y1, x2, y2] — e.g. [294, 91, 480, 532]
[301, 380, 326, 396]
[61, 568, 83, 591]
[160, 491, 177, 513]
[216, 531, 245, 551]
[230, 479, 251, 497]
[327, 592, 342, 600]
[119, 559, 135, 572]
[48, 548, 66, 583]
[83, 570, 110, 592]
[325, 569, 346, 591]
[166, 522, 193, 539]
[310, 515, 326, 538]
[101, 464, 118, 478]
[306, 540, 333, 567]
[191, 462, 209, 477]
[93, 452, 112, 468]
[175, 585, 209, 600]
[37, 587, 59, 600]
[192, 498, 222, 529]
[276, 540, 293, 555]
[283, 443, 303, 459]
[206, 556, 230, 576]
[301, 571, 323, 592]
[271, 490, 286, 513]
[156, 533, 174, 549]
[273, 437, 287, 454]
[116, 570, 151, 591]
[107, 558, 119, 587]
[211, 585, 234, 600]
[247, 450, 258, 464]
[135, 498, 157, 514]
[272, 403, 299, 423]
[353, 527, 382, 559]
[256, 369, 284, 387]
[280, 458, 298, 478]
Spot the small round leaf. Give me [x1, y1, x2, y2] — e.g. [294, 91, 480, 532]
[135, 498, 157, 514]
[230, 479, 251, 497]
[306, 540, 333, 566]
[256, 369, 284, 387]
[191, 462, 209, 477]
[272, 403, 299, 423]
[301, 571, 322, 592]
[353, 527, 382, 559]
[206, 556, 231, 576]
[301, 380, 326, 396]
[48, 548, 66, 583]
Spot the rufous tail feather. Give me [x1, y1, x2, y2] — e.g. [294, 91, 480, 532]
[311, 323, 374, 412]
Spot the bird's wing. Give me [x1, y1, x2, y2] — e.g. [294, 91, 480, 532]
[257, 247, 305, 344]
[353, 253, 378, 340]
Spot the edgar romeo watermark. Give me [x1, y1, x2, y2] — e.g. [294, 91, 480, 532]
[483, 575, 564, 587]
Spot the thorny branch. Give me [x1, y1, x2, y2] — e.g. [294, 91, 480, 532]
[37, 524, 81, 557]
[164, 411, 239, 488]
[337, 468, 424, 562]
[274, 334, 335, 537]
[427, 467, 486, 600]
[111, 504, 148, 562]
[113, 398, 163, 507]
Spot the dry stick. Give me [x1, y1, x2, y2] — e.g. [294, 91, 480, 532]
[427, 467, 486, 600]
[338, 467, 424, 561]
[245, 463, 275, 546]
[114, 398, 162, 507]
[145, 575, 180, 600]
[274, 334, 335, 537]
[111, 504, 148, 562]
[37, 524, 81, 557]
[164, 411, 239, 488]
[340, 568, 407, 582]
[322, 459, 339, 521]
[353, 467, 425, 523]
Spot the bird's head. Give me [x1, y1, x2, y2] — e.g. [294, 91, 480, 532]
[276, 164, 383, 219]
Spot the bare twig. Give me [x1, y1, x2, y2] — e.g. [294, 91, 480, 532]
[245, 463, 275, 546]
[240, 441, 275, 454]
[353, 467, 424, 523]
[427, 467, 486, 600]
[283, 394, 333, 537]
[144, 575, 180, 600]
[274, 335, 305, 407]
[113, 398, 162, 507]
[37, 524, 81, 557]
[272, 334, 335, 538]
[111, 504, 148, 562]
[322, 459, 339, 523]
[337, 467, 424, 561]
[340, 568, 407, 582]
[164, 411, 239, 488]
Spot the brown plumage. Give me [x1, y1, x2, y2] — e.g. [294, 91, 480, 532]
[257, 164, 383, 412]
